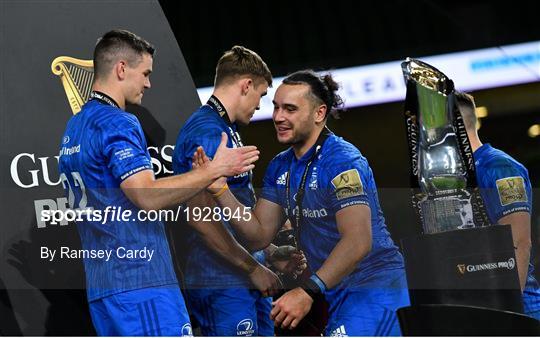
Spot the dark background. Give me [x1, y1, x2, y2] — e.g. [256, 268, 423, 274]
[162, 0, 540, 87]
[160, 0, 540, 266]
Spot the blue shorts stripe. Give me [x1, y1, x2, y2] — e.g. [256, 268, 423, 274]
[207, 296, 215, 334]
[150, 299, 162, 336]
[382, 313, 397, 336]
[378, 309, 395, 336]
[144, 301, 155, 335]
[137, 303, 149, 336]
[202, 297, 211, 335]
[374, 309, 390, 336]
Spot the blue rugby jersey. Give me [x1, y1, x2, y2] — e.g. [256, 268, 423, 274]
[261, 134, 405, 289]
[474, 143, 540, 315]
[172, 104, 264, 288]
[58, 99, 178, 301]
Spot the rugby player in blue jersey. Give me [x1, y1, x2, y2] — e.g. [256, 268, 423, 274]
[455, 92, 540, 320]
[173, 46, 305, 336]
[194, 70, 409, 336]
[58, 30, 263, 336]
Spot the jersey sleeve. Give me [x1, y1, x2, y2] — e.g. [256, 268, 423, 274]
[323, 159, 371, 214]
[174, 126, 224, 175]
[102, 115, 153, 182]
[481, 163, 532, 221]
[260, 160, 283, 207]
[188, 129, 224, 160]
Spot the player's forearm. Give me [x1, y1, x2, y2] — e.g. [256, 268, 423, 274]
[501, 212, 532, 292]
[214, 190, 273, 248]
[139, 168, 221, 211]
[187, 194, 262, 274]
[316, 234, 371, 289]
[515, 241, 531, 291]
[193, 218, 262, 274]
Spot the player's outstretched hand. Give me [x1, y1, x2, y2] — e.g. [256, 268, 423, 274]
[249, 264, 282, 298]
[271, 287, 313, 330]
[192, 146, 227, 193]
[212, 132, 259, 177]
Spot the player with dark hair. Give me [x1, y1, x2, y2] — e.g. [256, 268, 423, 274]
[93, 30, 155, 80]
[455, 91, 540, 320]
[173, 45, 305, 336]
[195, 69, 409, 336]
[58, 30, 260, 336]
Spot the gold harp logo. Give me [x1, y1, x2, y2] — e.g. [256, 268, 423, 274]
[51, 56, 94, 114]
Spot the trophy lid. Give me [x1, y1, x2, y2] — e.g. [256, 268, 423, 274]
[401, 58, 454, 95]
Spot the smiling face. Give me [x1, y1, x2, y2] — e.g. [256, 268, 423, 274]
[272, 83, 318, 146]
[123, 52, 152, 105]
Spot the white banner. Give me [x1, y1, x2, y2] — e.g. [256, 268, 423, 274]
[197, 40, 540, 121]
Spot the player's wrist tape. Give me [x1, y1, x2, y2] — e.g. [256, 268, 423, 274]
[310, 274, 327, 292]
[301, 274, 327, 299]
[212, 183, 229, 197]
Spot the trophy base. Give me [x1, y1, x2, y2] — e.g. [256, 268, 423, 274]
[400, 224, 523, 313]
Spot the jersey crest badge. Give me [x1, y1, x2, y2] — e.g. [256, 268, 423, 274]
[496, 176, 527, 206]
[331, 169, 363, 200]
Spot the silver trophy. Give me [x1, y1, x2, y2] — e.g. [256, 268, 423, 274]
[402, 58, 489, 234]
